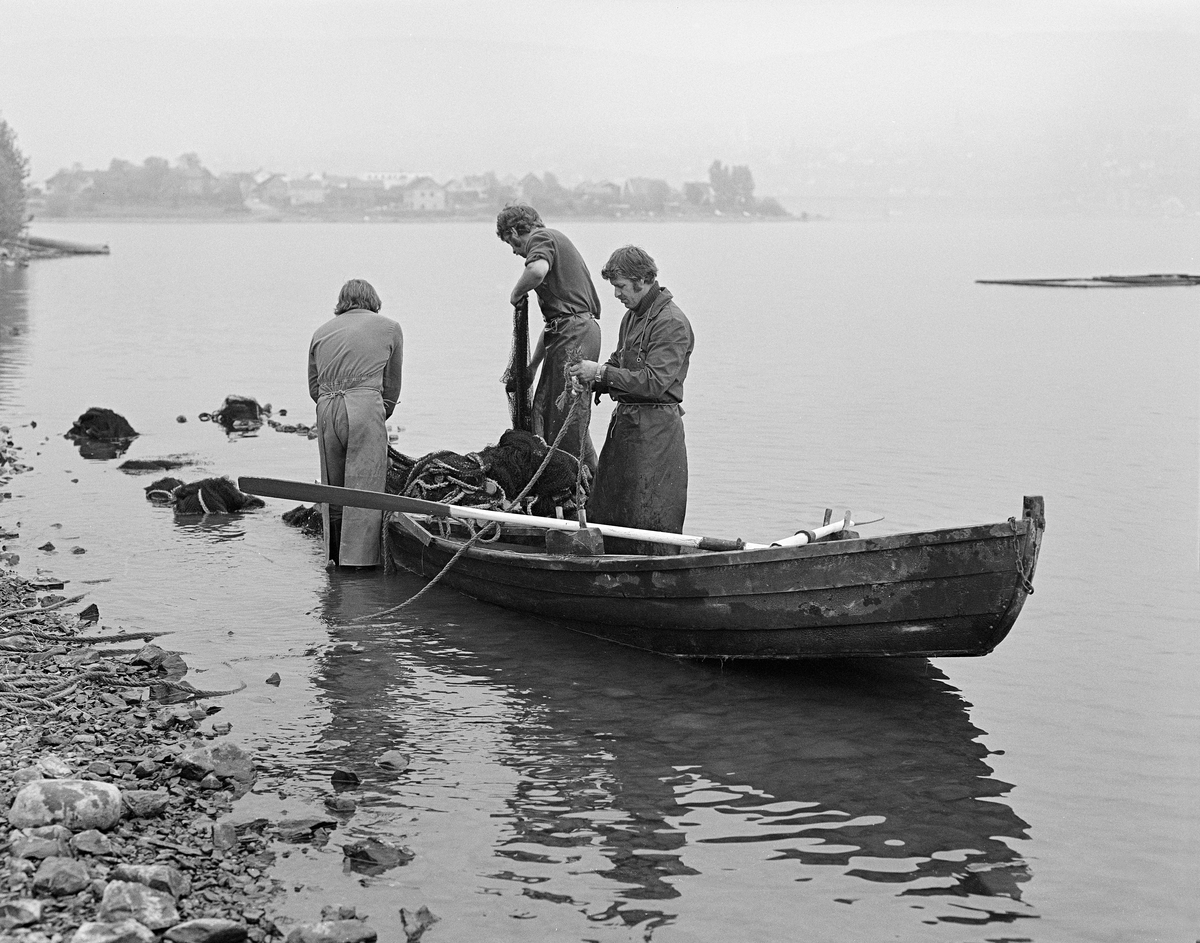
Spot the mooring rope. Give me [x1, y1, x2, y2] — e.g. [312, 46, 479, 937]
[352, 378, 591, 622]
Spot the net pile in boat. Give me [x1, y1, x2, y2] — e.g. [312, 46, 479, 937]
[386, 429, 589, 518]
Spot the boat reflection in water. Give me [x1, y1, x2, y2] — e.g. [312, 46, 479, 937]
[300, 570, 1037, 938]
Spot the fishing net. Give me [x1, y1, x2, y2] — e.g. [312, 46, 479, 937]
[67, 407, 138, 441]
[205, 395, 264, 432]
[399, 450, 493, 506]
[386, 429, 589, 519]
[143, 476, 266, 515]
[500, 297, 533, 433]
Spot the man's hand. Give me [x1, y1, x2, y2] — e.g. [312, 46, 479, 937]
[569, 360, 602, 384]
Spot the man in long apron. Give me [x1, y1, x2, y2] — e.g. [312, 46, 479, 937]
[308, 279, 404, 568]
[570, 246, 694, 555]
[497, 203, 602, 470]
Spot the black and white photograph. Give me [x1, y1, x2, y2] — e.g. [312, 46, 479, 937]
[1, 2, 1197, 941]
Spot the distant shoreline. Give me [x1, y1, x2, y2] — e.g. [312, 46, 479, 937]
[31, 210, 817, 226]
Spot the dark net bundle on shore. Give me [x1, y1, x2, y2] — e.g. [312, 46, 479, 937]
[202, 394, 266, 433]
[66, 407, 138, 442]
[282, 504, 323, 536]
[143, 476, 266, 515]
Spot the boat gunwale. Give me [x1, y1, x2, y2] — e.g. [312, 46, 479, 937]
[391, 515, 1034, 574]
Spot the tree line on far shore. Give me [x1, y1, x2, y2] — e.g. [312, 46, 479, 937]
[33, 155, 790, 219]
[0, 118, 30, 242]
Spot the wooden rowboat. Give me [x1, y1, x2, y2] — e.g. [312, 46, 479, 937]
[384, 495, 1045, 660]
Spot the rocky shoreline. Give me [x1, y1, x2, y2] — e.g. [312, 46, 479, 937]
[0, 569, 292, 943]
[1, 427, 433, 943]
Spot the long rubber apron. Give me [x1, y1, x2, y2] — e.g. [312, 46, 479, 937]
[316, 382, 387, 566]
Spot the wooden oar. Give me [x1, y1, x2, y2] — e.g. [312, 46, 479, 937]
[238, 477, 767, 552]
[769, 514, 855, 548]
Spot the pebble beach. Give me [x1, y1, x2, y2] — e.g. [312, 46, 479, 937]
[0, 430, 432, 943]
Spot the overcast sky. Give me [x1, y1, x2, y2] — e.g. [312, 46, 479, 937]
[2, 0, 1197, 189]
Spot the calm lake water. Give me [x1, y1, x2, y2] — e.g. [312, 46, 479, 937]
[0, 217, 1197, 942]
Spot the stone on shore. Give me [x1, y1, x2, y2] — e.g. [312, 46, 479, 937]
[70, 828, 116, 855]
[12, 766, 45, 785]
[285, 920, 378, 943]
[0, 898, 43, 929]
[32, 856, 92, 895]
[374, 751, 409, 772]
[71, 919, 158, 943]
[111, 862, 191, 898]
[210, 742, 255, 782]
[176, 745, 217, 779]
[98, 880, 181, 930]
[8, 780, 123, 831]
[176, 742, 255, 785]
[11, 832, 71, 859]
[342, 838, 414, 874]
[164, 918, 249, 943]
[211, 820, 238, 850]
[36, 754, 74, 778]
[121, 789, 171, 818]
[399, 907, 438, 943]
[29, 823, 73, 842]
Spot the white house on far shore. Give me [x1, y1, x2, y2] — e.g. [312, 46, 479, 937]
[401, 177, 446, 212]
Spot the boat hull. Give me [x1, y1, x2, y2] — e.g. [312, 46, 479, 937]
[386, 497, 1044, 659]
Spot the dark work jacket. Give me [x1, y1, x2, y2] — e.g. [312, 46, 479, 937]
[588, 286, 693, 554]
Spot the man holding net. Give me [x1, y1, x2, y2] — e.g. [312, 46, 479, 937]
[497, 203, 602, 471]
[569, 246, 694, 555]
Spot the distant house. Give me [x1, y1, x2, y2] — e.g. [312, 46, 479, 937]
[327, 176, 386, 211]
[516, 173, 545, 203]
[177, 158, 215, 197]
[252, 173, 289, 207]
[45, 167, 96, 200]
[574, 180, 621, 205]
[287, 175, 328, 206]
[401, 176, 446, 212]
[624, 177, 673, 212]
[362, 172, 420, 190]
[444, 174, 492, 208]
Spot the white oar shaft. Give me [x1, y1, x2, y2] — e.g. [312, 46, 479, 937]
[437, 503, 768, 551]
[770, 517, 855, 548]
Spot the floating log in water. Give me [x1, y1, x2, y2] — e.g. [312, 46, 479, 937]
[977, 273, 1200, 288]
[23, 235, 110, 255]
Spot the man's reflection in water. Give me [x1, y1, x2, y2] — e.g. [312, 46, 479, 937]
[315, 572, 1036, 933]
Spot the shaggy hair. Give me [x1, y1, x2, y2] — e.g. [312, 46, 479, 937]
[334, 279, 382, 315]
[600, 245, 658, 284]
[495, 203, 544, 240]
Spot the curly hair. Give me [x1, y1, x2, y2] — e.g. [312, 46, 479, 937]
[600, 245, 657, 283]
[495, 203, 544, 240]
[334, 278, 382, 315]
